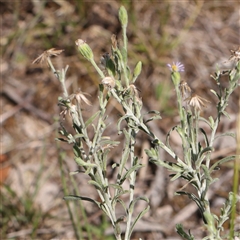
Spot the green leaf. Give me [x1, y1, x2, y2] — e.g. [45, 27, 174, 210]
[118, 129, 131, 176]
[146, 110, 161, 115]
[170, 172, 182, 181]
[85, 111, 100, 128]
[101, 149, 110, 172]
[145, 148, 158, 160]
[106, 58, 116, 76]
[145, 147, 183, 172]
[128, 196, 149, 214]
[132, 61, 142, 83]
[222, 110, 230, 119]
[214, 132, 236, 140]
[208, 116, 215, 129]
[210, 89, 220, 99]
[127, 196, 150, 239]
[198, 146, 213, 159]
[138, 124, 153, 137]
[117, 115, 130, 133]
[69, 170, 84, 175]
[113, 197, 127, 213]
[112, 162, 119, 169]
[203, 211, 217, 233]
[176, 191, 205, 214]
[128, 205, 150, 239]
[59, 123, 69, 136]
[55, 137, 68, 142]
[99, 138, 120, 147]
[144, 111, 162, 123]
[166, 126, 177, 148]
[201, 165, 213, 199]
[75, 158, 97, 168]
[199, 128, 210, 146]
[111, 189, 129, 208]
[176, 224, 195, 240]
[73, 133, 85, 140]
[88, 180, 104, 192]
[199, 116, 214, 128]
[120, 47, 127, 65]
[63, 195, 101, 208]
[120, 164, 143, 184]
[109, 184, 124, 191]
[67, 133, 76, 144]
[209, 155, 237, 173]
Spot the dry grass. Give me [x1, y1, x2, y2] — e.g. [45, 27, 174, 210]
[1, 1, 239, 239]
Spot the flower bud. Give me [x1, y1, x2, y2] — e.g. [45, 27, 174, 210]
[171, 72, 181, 86]
[119, 6, 128, 27]
[133, 61, 142, 82]
[75, 39, 94, 61]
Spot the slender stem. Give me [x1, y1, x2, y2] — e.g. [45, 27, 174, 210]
[90, 58, 105, 79]
[122, 25, 127, 53]
[124, 130, 137, 240]
[229, 96, 240, 238]
[121, 23, 129, 87]
[47, 58, 69, 98]
[175, 84, 189, 161]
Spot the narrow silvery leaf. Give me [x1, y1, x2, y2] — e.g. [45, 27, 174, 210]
[199, 128, 210, 146]
[176, 224, 195, 240]
[75, 158, 97, 168]
[85, 111, 101, 128]
[132, 61, 142, 83]
[63, 195, 101, 208]
[199, 116, 212, 128]
[128, 205, 150, 238]
[208, 116, 215, 129]
[120, 164, 143, 184]
[88, 180, 103, 192]
[222, 110, 231, 119]
[73, 133, 86, 140]
[210, 89, 220, 99]
[129, 196, 149, 214]
[214, 132, 236, 140]
[209, 155, 236, 173]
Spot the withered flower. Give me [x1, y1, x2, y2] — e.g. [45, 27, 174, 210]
[111, 34, 118, 50]
[128, 84, 140, 97]
[32, 48, 64, 64]
[69, 89, 92, 106]
[102, 76, 116, 89]
[124, 84, 142, 104]
[179, 80, 192, 99]
[186, 93, 210, 111]
[60, 105, 72, 120]
[229, 46, 240, 62]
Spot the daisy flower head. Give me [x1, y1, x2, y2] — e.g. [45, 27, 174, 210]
[167, 61, 185, 73]
[168, 61, 184, 86]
